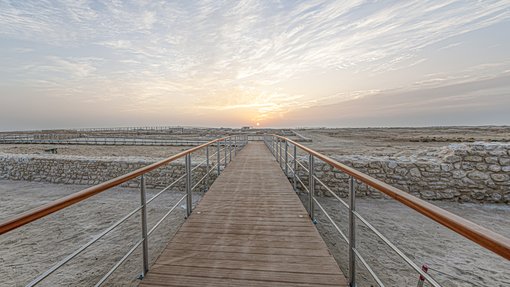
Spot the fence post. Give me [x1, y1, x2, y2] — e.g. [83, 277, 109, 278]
[308, 154, 314, 220]
[275, 138, 280, 163]
[185, 154, 192, 217]
[293, 144, 297, 191]
[217, 142, 221, 175]
[140, 175, 149, 277]
[348, 176, 356, 287]
[224, 139, 228, 167]
[234, 136, 237, 156]
[284, 140, 288, 176]
[206, 145, 210, 191]
[229, 137, 232, 162]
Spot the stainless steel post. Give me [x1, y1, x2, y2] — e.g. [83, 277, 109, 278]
[284, 140, 288, 176]
[224, 139, 228, 166]
[140, 175, 149, 277]
[185, 154, 192, 217]
[293, 144, 297, 191]
[308, 154, 314, 219]
[229, 137, 232, 162]
[206, 145, 210, 191]
[276, 138, 279, 162]
[348, 176, 356, 287]
[216, 142, 221, 175]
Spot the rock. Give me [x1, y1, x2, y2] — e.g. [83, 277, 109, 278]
[452, 170, 466, 179]
[444, 155, 462, 163]
[440, 163, 453, 172]
[488, 165, 502, 172]
[502, 166, 510, 172]
[409, 167, 421, 177]
[491, 173, 509, 182]
[499, 157, 510, 165]
[464, 155, 483, 162]
[467, 171, 489, 180]
[387, 161, 398, 169]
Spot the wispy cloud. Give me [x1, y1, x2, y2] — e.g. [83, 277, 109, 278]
[0, 0, 509, 128]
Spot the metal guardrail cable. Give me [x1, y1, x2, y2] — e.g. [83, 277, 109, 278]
[295, 175, 309, 193]
[312, 198, 348, 243]
[296, 160, 309, 173]
[352, 248, 386, 287]
[352, 210, 441, 287]
[148, 194, 187, 236]
[94, 238, 144, 287]
[26, 205, 143, 286]
[146, 174, 186, 205]
[271, 134, 510, 261]
[313, 175, 349, 209]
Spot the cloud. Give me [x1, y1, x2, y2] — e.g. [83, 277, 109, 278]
[0, 0, 509, 128]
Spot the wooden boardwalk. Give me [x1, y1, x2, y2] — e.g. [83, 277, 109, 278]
[140, 142, 347, 287]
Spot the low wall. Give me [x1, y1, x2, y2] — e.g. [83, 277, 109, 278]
[0, 142, 509, 203]
[0, 154, 215, 191]
[293, 142, 510, 203]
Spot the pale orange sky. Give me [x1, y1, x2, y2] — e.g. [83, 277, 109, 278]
[1, 1, 510, 130]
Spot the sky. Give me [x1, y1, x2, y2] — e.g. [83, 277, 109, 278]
[0, 0, 509, 130]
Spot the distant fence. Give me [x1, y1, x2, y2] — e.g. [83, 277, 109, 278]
[0, 137, 212, 146]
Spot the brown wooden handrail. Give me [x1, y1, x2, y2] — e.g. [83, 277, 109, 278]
[0, 137, 229, 235]
[273, 135, 510, 260]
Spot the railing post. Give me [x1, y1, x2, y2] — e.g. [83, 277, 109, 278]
[275, 138, 279, 162]
[234, 136, 237, 156]
[140, 175, 149, 277]
[217, 142, 221, 175]
[206, 145, 210, 191]
[308, 154, 314, 220]
[293, 144, 297, 191]
[185, 154, 192, 217]
[348, 176, 356, 287]
[224, 139, 228, 167]
[229, 137, 232, 162]
[284, 140, 288, 176]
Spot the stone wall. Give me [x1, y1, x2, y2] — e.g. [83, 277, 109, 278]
[1, 142, 509, 203]
[0, 154, 216, 191]
[292, 142, 510, 203]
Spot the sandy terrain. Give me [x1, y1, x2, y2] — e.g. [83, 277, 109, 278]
[297, 126, 510, 157]
[0, 144, 199, 158]
[0, 180, 202, 287]
[299, 194, 510, 287]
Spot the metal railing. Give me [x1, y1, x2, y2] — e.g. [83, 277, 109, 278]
[0, 135, 248, 286]
[0, 136, 212, 146]
[264, 134, 510, 287]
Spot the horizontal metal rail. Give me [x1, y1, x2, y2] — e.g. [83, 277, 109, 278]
[1, 135, 247, 286]
[271, 135, 510, 260]
[312, 197, 348, 243]
[0, 137, 228, 235]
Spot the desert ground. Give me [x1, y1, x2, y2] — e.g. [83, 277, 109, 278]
[1, 126, 509, 286]
[295, 126, 510, 156]
[0, 180, 199, 287]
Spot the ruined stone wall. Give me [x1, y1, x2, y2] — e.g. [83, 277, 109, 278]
[0, 154, 216, 191]
[1, 142, 509, 202]
[293, 142, 510, 203]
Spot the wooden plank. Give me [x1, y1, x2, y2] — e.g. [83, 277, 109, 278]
[139, 142, 346, 287]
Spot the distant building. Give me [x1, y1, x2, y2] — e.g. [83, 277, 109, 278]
[241, 126, 251, 130]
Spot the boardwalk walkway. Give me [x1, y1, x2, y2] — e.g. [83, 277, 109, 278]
[140, 142, 347, 286]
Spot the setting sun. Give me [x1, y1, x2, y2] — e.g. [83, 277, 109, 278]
[256, 122, 260, 127]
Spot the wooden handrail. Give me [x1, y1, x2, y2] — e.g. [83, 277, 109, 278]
[0, 137, 229, 235]
[273, 135, 510, 260]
